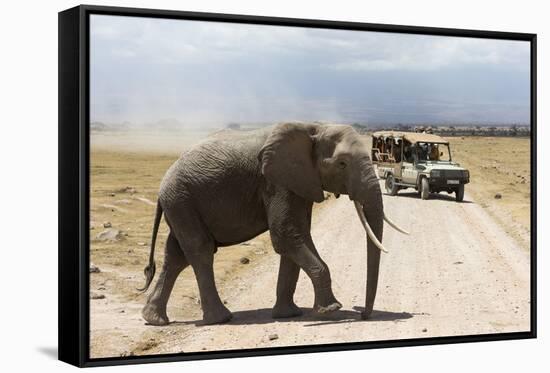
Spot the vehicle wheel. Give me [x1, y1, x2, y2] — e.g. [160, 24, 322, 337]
[385, 174, 399, 196]
[456, 184, 464, 202]
[420, 177, 430, 200]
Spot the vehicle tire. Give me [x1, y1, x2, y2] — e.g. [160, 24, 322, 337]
[420, 177, 430, 200]
[385, 174, 399, 196]
[456, 184, 464, 202]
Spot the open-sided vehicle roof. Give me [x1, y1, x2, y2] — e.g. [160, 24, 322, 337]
[372, 131, 449, 144]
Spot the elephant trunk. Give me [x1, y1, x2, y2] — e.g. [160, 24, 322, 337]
[355, 176, 384, 320]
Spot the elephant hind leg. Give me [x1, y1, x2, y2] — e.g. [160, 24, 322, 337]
[142, 233, 188, 326]
[165, 206, 232, 325]
[185, 248, 232, 325]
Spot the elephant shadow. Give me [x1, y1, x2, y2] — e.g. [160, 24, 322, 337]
[170, 306, 413, 327]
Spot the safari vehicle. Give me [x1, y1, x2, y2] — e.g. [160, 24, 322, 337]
[371, 131, 470, 202]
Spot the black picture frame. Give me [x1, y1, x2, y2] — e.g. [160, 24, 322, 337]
[58, 4, 537, 367]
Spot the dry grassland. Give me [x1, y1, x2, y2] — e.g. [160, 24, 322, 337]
[451, 136, 531, 249]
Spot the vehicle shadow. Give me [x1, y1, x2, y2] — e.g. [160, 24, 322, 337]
[386, 191, 473, 204]
[168, 307, 413, 327]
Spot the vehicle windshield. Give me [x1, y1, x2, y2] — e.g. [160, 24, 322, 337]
[416, 142, 451, 162]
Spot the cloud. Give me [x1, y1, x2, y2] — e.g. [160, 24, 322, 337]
[90, 15, 530, 125]
[319, 33, 529, 72]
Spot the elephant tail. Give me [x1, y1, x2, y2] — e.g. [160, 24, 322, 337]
[137, 201, 162, 292]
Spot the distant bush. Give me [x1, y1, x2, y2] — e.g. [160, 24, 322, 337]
[226, 123, 241, 130]
[351, 123, 368, 134]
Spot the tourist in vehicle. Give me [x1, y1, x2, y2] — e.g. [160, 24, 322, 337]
[429, 144, 440, 161]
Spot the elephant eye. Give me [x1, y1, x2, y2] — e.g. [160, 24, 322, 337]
[338, 161, 347, 169]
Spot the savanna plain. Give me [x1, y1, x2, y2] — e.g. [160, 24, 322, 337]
[89, 129, 531, 358]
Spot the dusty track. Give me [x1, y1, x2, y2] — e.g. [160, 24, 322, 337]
[90, 182, 530, 357]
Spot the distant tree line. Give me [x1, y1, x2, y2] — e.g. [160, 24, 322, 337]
[374, 124, 530, 137]
[435, 125, 530, 137]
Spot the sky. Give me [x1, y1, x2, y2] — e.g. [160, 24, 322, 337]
[90, 15, 531, 127]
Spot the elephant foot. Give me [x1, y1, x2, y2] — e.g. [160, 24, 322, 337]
[272, 302, 303, 319]
[314, 289, 342, 314]
[142, 303, 169, 326]
[202, 305, 233, 325]
[314, 301, 343, 314]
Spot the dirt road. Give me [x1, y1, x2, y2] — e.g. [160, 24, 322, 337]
[90, 183, 530, 357]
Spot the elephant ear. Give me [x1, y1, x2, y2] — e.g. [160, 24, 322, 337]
[259, 123, 324, 203]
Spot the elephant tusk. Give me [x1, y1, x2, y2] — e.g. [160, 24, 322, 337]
[353, 201, 388, 254]
[383, 213, 410, 235]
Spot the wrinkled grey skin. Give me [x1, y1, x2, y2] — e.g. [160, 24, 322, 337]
[140, 122, 383, 325]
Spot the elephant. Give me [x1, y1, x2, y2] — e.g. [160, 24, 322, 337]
[138, 122, 407, 325]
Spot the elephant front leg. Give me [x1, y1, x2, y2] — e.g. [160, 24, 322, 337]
[266, 188, 341, 315]
[283, 242, 342, 314]
[272, 256, 303, 318]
